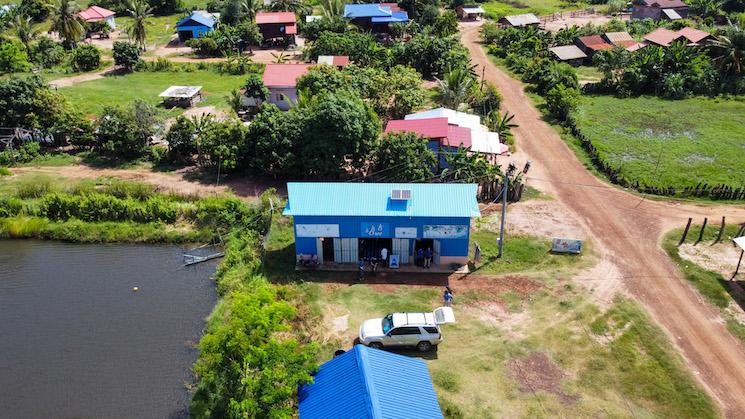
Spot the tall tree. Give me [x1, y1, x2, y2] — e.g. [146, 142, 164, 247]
[435, 66, 476, 111]
[370, 132, 436, 182]
[240, 0, 262, 21]
[10, 15, 38, 51]
[320, 0, 343, 18]
[710, 25, 745, 76]
[126, 0, 153, 51]
[47, 0, 84, 48]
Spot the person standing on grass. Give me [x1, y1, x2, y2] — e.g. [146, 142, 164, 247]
[443, 288, 453, 307]
[424, 247, 432, 268]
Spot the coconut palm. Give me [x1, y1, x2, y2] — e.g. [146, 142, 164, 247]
[240, 0, 262, 21]
[709, 25, 745, 76]
[485, 110, 518, 142]
[10, 14, 38, 50]
[126, 0, 153, 51]
[270, 51, 288, 63]
[270, 0, 304, 14]
[47, 0, 85, 48]
[435, 66, 476, 111]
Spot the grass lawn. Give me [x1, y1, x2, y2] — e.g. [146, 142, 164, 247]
[575, 66, 603, 83]
[482, 0, 588, 18]
[575, 95, 745, 191]
[108, 15, 181, 49]
[59, 70, 246, 116]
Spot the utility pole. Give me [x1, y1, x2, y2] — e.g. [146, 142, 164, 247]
[497, 173, 508, 258]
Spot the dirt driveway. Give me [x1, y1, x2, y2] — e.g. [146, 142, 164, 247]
[460, 21, 745, 416]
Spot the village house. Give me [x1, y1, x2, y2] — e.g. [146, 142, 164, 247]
[299, 345, 443, 419]
[575, 35, 614, 56]
[255, 11, 297, 45]
[284, 182, 480, 270]
[548, 45, 587, 65]
[317, 55, 351, 68]
[78, 6, 116, 30]
[498, 13, 540, 28]
[261, 63, 311, 110]
[455, 4, 486, 20]
[175, 11, 217, 41]
[343, 3, 409, 33]
[631, 0, 689, 20]
[644, 26, 712, 46]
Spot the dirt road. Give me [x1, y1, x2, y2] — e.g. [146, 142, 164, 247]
[460, 22, 745, 416]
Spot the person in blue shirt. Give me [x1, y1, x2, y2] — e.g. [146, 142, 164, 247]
[443, 288, 453, 307]
[416, 248, 424, 266]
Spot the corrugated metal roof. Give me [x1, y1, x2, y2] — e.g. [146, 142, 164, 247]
[255, 11, 296, 24]
[638, 0, 687, 8]
[578, 35, 610, 47]
[299, 345, 443, 419]
[262, 64, 312, 87]
[176, 12, 215, 28]
[385, 118, 450, 139]
[462, 6, 485, 13]
[500, 13, 539, 26]
[405, 108, 482, 131]
[78, 6, 115, 21]
[283, 182, 480, 218]
[344, 4, 392, 18]
[549, 45, 587, 60]
[662, 8, 682, 19]
[371, 11, 409, 23]
[604, 31, 633, 44]
[318, 55, 351, 66]
[644, 27, 682, 46]
[443, 125, 472, 148]
[677, 26, 710, 43]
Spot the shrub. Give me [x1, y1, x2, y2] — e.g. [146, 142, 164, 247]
[69, 45, 101, 72]
[0, 167, 11, 176]
[112, 41, 142, 71]
[545, 84, 580, 120]
[30, 37, 66, 69]
[0, 42, 31, 73]
[0, 216, 48, 238]
[15, 174, 56, 198]
[187, 37, 221, 57]
[0, 142, 41, 166]
[193, 196, 253, 232]
[0, 197, 24, 217]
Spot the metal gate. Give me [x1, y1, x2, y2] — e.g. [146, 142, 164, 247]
[333, 238, 358, 263]
[392, 238, 410, 264]
[433, 240, 441, 265]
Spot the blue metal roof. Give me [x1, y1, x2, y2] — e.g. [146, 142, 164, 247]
[372, 11, 409, 22]
[299, 345, 443, 419]
[283, 182, 480, 218]
[176, 12, 215, 28]
[344, 3, 392, 18]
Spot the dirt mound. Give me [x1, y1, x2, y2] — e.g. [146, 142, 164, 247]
[509, 352, 579, 405]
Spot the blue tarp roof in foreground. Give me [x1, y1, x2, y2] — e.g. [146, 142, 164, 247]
[283, 182, 481, 218]
[299, 345, 443, 419]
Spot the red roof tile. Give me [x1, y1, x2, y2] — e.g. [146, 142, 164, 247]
[578, 35, 610, 47]
[78, 5, 115, 22]
[644, 27, 683, 46]
[262, 64, 312, 87]
[256, 11, 296, 24]
[677, 27, 711, 43]
[637, 0, 687, 8]
[333, 56, 350, 66]
[442, 125, 472, 148]
[385, 118, 450, 139]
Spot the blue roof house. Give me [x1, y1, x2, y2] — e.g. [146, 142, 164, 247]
[299, 345, 443, 419]
[176, 11, 216, 42]
[343, 4, 408, 32]
[283, 182, 480, 270]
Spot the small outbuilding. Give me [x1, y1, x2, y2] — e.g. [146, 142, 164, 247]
[575, 35, 614, 56]
[603, 31, 638, 48]
[78, 6, 116, 29]
[262, 63, 312, 110]
[498, 13, 540, 28]
[676, 26, 712, 44]
[255, 11, 297, 44]
[456, 4, 485, 20]
[176, 11, 216, 41]
[548, 45, 588, 65]
[317, 55, 351, 67]
[299, 345, 443, 419]
[631, 0, 688, 20]
[158, 85, 203, 108]
[643, 27, 682, 46]
[284, 182, 480, 269]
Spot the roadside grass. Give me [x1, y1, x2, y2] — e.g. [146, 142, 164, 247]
[482, 0, 588, 18]
[575, 95, 745, 191]
[300, 274, 717, 418]
[59, 70, 246, 115]
[662, 223, 745, 342]
[0, 61, 114, 82]
[469, 229, 587, 275]
[521, 185, 551, 200]
[575, 66, 603, 83]
[15, 153, 80, 167]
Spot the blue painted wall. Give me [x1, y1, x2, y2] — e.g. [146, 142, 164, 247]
[177, 25, 213, 39]
[292, 215, 471, 258]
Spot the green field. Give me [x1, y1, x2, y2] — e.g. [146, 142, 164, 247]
[482, 0, 587, 18]
[59, 70, 247, 115]
[575, 95, 745, 191]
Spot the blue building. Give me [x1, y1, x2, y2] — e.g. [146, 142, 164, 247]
[176, 11, 216, 42]
[299, 345, 443, 419]
[343, 4, 409, 32]
[283, 183, 480, 268]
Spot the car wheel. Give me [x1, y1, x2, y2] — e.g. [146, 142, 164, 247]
[369, 342, 383, 349]
[416, 341, 432, 352]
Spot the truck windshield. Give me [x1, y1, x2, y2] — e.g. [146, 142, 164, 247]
[382, 315, 393, 334]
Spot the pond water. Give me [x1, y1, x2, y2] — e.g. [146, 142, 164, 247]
[0, 240, 218, 419]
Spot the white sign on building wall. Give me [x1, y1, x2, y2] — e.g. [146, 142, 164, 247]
[395, 227, 417, 238]
[423, 225, 468, 239]
[296, 224, 340, 238]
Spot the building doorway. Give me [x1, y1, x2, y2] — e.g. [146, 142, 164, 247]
[317, 238, 334, 264]
[359, 238, 393, 262]
[414, 239, 434, 266]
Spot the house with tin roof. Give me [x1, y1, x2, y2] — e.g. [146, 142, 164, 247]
[255, 11, 297, 44]
[284, 182, 480, 268]
[677, 27, 712, 44]
[262, 63, 312, 110]
[575, 35, 614, 56]
[631, 0, 688, 20]
[344, 3, 409, 32]
[176, 11, 217, 41]
[78, 5, 116, 29]
[548, 45, 587, 65]
[498, 13, 540, 28]
[456, 4, 485, 20]
[317, 55, 351, 67]
[644, 27, 682, 46]
[299, 345, 443, 419]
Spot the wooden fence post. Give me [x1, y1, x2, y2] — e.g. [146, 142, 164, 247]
[695, 217, 708, 245]
[715, 217, 726, 244]
[679, 218, 692, 246]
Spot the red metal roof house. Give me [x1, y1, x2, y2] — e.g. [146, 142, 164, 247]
[255, 12, 297, 44]
[631, 0, 688, 20]
[575, 35, 614, 56]
[262, 63, 312, 111]
[78, 5, 116, 29]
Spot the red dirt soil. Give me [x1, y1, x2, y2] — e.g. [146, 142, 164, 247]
[460, 21, 745, 416]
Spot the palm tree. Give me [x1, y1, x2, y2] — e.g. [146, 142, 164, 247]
[710, 25, 745, 76]
[485, 110, 519, 143]
[126, 0, 153, 51]
[270, 0, 304, 14]
[270, 51, 288, 63]
[47, 0, 85, 48]
[435, 66, 476, 111]
[320, 0, 344, 18]
[240, 0, 262, 21]
[10, 15, 38, 50]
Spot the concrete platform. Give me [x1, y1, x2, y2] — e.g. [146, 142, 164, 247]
[297, 262, 469, 274]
